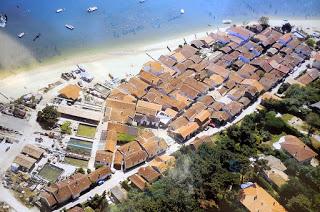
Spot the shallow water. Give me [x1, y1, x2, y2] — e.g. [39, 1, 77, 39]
[0, 0, 319, 70]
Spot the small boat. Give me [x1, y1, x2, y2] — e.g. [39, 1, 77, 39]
[56, 8, 65, 13]
[0, 14, 7, 28]
[222, 19, 232, 24]
[87, 6, 98, 13]
[65, 24, 74, 30]
[180, 9, 185, 14]
[139, 0, 145, 3]
[33, 33, 41, 42]
[18, 32, 25, 38]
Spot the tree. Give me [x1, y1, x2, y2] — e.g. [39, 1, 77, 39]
[306, 112, 320, 135]
[87, 168, 91, 174]
[282, 22, 292, 33]
[306, 38, 316, 48]
[286, 194, 313, 212]
[258, 16, 269, 27]
[37, 106, 59, 129]
[77, 167, 85, 174]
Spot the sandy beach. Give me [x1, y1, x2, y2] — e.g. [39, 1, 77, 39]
[0, 18, 319, 101]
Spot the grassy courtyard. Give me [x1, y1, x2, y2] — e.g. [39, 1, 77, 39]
[76, 124, 96, 139]
[64, 157, 88, 168]
[38, 164, 63, 182]
[117, 132, 136, 144]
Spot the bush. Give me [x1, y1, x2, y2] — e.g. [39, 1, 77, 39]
[60, 121, 72, 134]
[37, 106, 59, 129]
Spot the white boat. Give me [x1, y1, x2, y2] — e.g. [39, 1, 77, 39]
[87, 6, 98, 13]
[18, 32, 25, 38]
[222, 19, 232, 24]
[56, 8, 65, 13]
[0, 14, 7, 28]
[65, 24, 74, 30]
[180, 9, 185, 14]
[139, 0, 145, 3]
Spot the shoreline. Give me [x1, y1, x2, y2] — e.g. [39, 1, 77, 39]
[0, 18, 319, 101]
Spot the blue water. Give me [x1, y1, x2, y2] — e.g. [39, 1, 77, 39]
[0, 0, 319, 69]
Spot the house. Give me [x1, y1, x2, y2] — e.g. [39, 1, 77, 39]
[114, 150, 123, 170]
[21, 144, 45, 160]
[104, 130, 117, 153]
[40, 191, 58, 210]
[123, 150, 148, 171]
[139, 70, 162, 86]
[105, 98, 136, 124]
[138, 138, 168, 159]
[95, 150, 114, 167]
[129, 174, 150, 191]
[310, 101, 320, 113]
[137, 166, 161, 183]
[110, 185, 128, 203]
[67, 173, 92, 199]
[172, 122, 199, 142]
[134, 114, 160, 128]
[223, 101, 243, 117]
[206, 63, 230, 80]
[190, 136, 212, 151]
[240, 183, 286, 212]
[211, 111, 230, 126]
[281, 135, 318, 163]
[13, 154, 37, 172]
[149, 155, 175, 174]
[262, 155, 289, 188]
[58, 84, 81, 101]
[68, 206, 84, 212]
[43, 181, 72, 206]
[227, 26, 255, 41]
[88, 166, 112, 183]
[57, 105, 101, 125]
[142, 61, 164, 75]
[312, 52, 320, 69]
[135, 100, 162, 116]
[241, 79, 265, 93]
[194, 110, 212, 127]
[296, 69, 320, 85]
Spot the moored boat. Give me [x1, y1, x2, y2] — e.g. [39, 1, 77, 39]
[222, 19, 232, 24]
[180, 9, 185, 14]
[56, 8, 65, 13]
[65, 24, 75, 30]
[18, 32, 25, 38]
[0, 14, 7, 28]
[87, 6, 98, 13]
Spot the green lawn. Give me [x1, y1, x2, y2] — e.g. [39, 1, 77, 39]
[117, 133, 136, 144]
[64, 157, 88, 168]
[281, 113, 294, 123]
[76, 124, 96, 139]
[38, 164, 63, 182]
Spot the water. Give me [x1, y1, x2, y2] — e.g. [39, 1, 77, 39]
[0, 0, 319, 70]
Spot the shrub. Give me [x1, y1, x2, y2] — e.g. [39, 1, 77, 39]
[60, 121, 72, 134]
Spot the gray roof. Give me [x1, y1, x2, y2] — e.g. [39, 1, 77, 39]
[310, 102, 320, 110]
[110, 185, 128, 203]
[264, 155, 287, 172]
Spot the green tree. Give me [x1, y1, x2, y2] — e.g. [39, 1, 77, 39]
[37, 106, 59, 129]
[306, 112, 320, 135]
[258, 16, 270, 27]
[306, 38, 316, 48]
[77, 167, 85, 174]
[286, 194, 313, 212]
